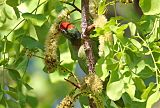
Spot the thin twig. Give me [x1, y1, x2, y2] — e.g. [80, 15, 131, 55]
[64, 78, 81, 89]
[60, 1, 81, 13]
[35, 0, 41, 14]
[59, 65, 80, 84]
[31, 1, 46, 13]
[32, 54, 44, 59]
[73, 0, 76, 4]
[5, 19, 25, 37]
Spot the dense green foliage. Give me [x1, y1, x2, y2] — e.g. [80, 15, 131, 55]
[0, 0, 160, 108]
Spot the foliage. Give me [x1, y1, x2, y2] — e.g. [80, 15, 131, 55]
[0, 0, 160, 108]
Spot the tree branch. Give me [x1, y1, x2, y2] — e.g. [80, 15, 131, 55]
[81, 0, 95, 74]
[81, 0, 96, 108]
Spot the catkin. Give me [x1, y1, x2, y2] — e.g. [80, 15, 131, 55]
[85, 73, 103, 93]
[44, 9, 70, 73]
[56, 96, 74, 108]
[44, 23, 60, 72]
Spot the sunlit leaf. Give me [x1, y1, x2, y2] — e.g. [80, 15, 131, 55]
[141, 82, 155, 100]
[140, 0, 160, 15]
[128, 22, 136, 36]
[98, 1, 106, 15]
[146, 89, 160, 108]
[130, 38, 142, 49]
[22, 13, 47, 27]
[3, 6, 13, 20]
[107, 80, 124, 101]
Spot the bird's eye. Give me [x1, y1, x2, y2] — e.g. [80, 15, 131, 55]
[61, 29, 67, 34]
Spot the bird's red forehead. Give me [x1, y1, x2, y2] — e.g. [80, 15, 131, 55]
[59, 21, 74, 30]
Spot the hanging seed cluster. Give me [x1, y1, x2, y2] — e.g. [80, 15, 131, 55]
[85, 73, 103, 93]
[56, 96, 74, 108]
[44, 9, 70, 73]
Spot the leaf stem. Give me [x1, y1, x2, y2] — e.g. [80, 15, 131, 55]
[5, 19, 25, 38]
[35, 0, 41, 14]
[2, 36, 7, 89]
[64, 78, 81, 89]
[136, 35, 160, 85]
[60, 1, 81, 13]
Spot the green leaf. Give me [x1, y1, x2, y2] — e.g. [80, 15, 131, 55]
[6, 0, 20, 7]
[13, 7, 20, 19]
[0, 0, 5, 4]
[137, 65, 154, 79]
[6, 40, 13, 52]
[19, 35, 44, 50]
[8, 69, 21, 82]
[125, 83, 136, 99]
[18, 92, 26, 107]
[3, 6, 13, 20]
[0, 40, 4, 52]
[34, 22, 50, 44]
[12, 55, 28, 71]
[128, 22, 136, 36]
[98, 1, 106, 15]
[0, 105, 5, 108]
[140, 0, 160, 15]
[6, 100, 21, 108]
[26, 95, 38, 108]
[0, 92, 3, 101]
[107, 80, 124, 101]
[95, 56, 109, 81]
[146, 89, 160, 108]
[141, 82, 155, 100]
[0, 59, 8, 66]
[5, 91, 18, 100]
[69, 41, 78, 60]
[133, 77, 146, 92]
[23, 83, 33, 91]
[22, 13, 47, 27]
[130, 38, 142, 49]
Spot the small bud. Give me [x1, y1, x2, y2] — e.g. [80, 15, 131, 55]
[85, 73, 103, 93]
[57, 96, 74, 108]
